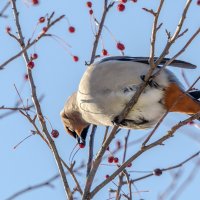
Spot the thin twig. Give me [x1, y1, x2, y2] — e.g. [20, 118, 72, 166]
[89, 0, 115, 64]
[149, 0, 164, 68]
[90, 113, 200, 198]
[0, 13, 65, 70]
[6, 162, 85, 200]
[170, 160, 200, 200]
[152, 28, 200, 78]
[0, 1, 10, 18]
[0, 95, 44, 119]
[158, 170, 183, 200]
[155, 0, 192, 66]
[116, 131, 130, 200]
[10, 1, 72, 199]
[86, 125, 96, 176]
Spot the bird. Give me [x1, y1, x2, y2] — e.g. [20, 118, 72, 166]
[60, 56, 200, 146]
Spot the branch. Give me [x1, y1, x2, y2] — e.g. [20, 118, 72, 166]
[90, 113, 200, 198]
[170, 160, 200, 200]
[155, 0, 192, 66]
[116, 131, 130, 200]
[6, 162, 85, 200]
[129, 151, 200, 183]
[0, 2, 10, 18]
[10, 1, 72, 199]
[89, 0, 114, 64]
[86, 125, 96, 176]
[149, 0, 164, 68]
[0, 14, 65, 70]
[152, 27, 200, 78]
[0, 95, 44, 119]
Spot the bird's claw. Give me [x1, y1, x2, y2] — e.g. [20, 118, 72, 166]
[112, 116, 127, 126]
[140, 75, 159, 88]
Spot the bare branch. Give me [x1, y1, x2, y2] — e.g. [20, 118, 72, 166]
[153, 28, 200, 78]
[0, 95, 44, 119]
[86, 125, 96, 176]
[6, 162, 85, 200]
[89, 0, 115, 64]
[142, 7, 156, 16]
[0, 14, 65, 70]
[149, 0, 164, 68]
[0, 2, 10, 18]
[170, 160, 200, 200]
[155, 0, 192, 66]
[10, 0, 72, 199]
[90, 112, 200, 198]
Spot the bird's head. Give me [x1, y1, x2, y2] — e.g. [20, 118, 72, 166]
[60, 93, 90, 146]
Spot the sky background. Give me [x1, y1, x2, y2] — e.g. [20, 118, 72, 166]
[0, 0, 200, 200]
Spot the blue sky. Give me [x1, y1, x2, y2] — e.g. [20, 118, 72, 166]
[0, 0, 200, 200]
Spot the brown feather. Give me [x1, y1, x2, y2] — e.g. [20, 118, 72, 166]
[164, 83, 200, 114]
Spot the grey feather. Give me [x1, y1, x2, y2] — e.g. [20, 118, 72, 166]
[98, 56, 197, 69]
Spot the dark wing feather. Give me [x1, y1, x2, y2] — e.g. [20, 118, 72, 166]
[98, 56, 197, 69]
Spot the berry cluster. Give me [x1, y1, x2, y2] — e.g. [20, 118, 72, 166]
[27, 53, 38, 69]
[86, 1, 93, 15]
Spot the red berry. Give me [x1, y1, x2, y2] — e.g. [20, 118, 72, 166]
[42, 27, 48, 33]
[68, 26, 75, 33]
[73, 56, 79, 62]
[6, 26, 11, 33]
[117, 3, 125, 12]
[24, 74, 29, 80]
[197, 0, 200, 5]
[102, 49, 108, 56]
[121, 0, 127, 3]
[117, 42, 125, 51]
[32, 0, 39, 5]
[86, 1, 92, 8]
[39, 17, 45, 23]
[27, 61, 35, 69]
[105, 174, 109, 179]
[89, 9, 93, 15]
[127, 162, 132, 167]
[79, 143, 85, 148]
[153, 168, 162, 176]
[51, 130, 59, 138]
[108, 156, 114, 163]
[31, 53, 38, 60]
[131, 0, 137, 2]
[113, 157, 119, 163]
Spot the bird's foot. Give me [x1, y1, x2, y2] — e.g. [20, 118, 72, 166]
[140, 75, 159, 88]
[112, 116, 128, 126]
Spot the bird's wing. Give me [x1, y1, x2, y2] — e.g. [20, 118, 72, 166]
[98, 56, 197, 69]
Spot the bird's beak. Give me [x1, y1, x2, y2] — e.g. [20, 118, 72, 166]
[75, 126, 84, 138]
[76, 125, 90, 145]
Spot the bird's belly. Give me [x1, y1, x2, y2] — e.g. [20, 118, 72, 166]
[77, 88, 166, 129]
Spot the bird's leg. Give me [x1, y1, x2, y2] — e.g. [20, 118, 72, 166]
[112, 116, 149, 127]
[140, 75, 159, 88]
[112, 116, 128, 126]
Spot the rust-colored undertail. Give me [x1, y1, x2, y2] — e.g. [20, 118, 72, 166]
[164, 83, 200, 114]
